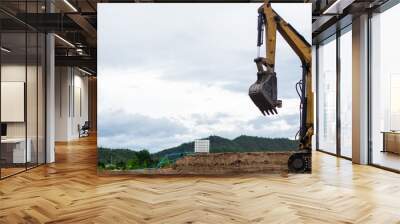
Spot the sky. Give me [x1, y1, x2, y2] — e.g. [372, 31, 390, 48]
[98, 3, 311, 152]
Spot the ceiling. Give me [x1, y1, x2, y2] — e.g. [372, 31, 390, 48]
[0, 0, 393, 74]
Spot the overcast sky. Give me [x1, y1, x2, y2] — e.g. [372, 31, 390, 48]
[98, 3, 311, 152]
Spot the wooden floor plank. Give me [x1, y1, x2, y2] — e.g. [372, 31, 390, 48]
[0, 135, 400, 223]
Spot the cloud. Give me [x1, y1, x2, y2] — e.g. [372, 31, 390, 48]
[99, 110, 188, 140]
[98, 4, 309, 98]
[98, 109, 301, 151]
[247, 113, 299, 131]
[98, 3, 310, 151]
[191, 113, 230, 126]
[98, 109, 195, 152]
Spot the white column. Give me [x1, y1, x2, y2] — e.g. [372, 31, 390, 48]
[45, 0, 56, 164]
[352, 14, 369, 164]
[46, 32, 55, 163]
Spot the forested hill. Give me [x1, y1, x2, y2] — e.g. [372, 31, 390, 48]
[154, 135, 299, 158]
[98, 135, 299, 169]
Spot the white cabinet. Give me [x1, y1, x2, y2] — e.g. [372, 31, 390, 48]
[1, 138, 32, 163]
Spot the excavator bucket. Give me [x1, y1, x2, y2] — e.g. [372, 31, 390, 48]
[249, 70, 282, 115]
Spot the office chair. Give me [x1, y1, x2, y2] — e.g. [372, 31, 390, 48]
[79, 121, 90, 138]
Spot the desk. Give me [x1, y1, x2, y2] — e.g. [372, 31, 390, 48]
[382, 131, 400, 154]
[1, 138, 31, 163]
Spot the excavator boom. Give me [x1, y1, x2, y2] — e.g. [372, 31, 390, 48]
[249, 1, 313, 151]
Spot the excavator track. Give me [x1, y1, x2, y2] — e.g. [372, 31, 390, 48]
[288, 152, 311, 173]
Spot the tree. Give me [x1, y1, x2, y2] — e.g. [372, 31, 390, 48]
[158, 157, 171, 168]
[116, 161, 126, 170]
[98, 162, 105, 169]
[126, 155, 140, 170]
[105, 163, 116, 170]
[137, 150, 152, 167]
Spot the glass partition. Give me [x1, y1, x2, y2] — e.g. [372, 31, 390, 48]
[370, 4, 400, 171]
[0, 31, 28, 177]
[0, 2, 46, 179]
[317, 35, 337, 154]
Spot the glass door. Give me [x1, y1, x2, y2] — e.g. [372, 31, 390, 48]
[0, 31, 28, 178]
[317, 35, 337, 155]
[0, 1, 47, 179]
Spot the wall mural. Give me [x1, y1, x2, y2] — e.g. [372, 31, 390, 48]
[97, 3, 312, 175]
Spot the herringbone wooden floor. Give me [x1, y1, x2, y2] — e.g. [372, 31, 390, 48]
[1, 135, 400, 224]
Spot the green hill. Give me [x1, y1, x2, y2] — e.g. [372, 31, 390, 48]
[230, 135, 299, 152]
[154, 135, 299, 158]
[153, 141, 195, 159]
[98, 135, 299, 170]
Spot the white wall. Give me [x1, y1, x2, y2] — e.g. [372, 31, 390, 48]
[55, 66, 69, 141]
[72, 73, 89, 138]
[55, 67, 89, 141]
[1, 65, 27, 139]
[1, 65, 40, 137]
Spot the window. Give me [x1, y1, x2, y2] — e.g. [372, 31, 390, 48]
[339, 27, 352, 158]
[370, 3, 400, 171]
[317, 36, 337, 154]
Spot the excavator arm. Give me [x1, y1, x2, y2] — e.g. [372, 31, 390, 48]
[249, 1, 313, 151]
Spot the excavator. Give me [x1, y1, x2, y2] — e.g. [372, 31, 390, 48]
[249, 1, 313, 172]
